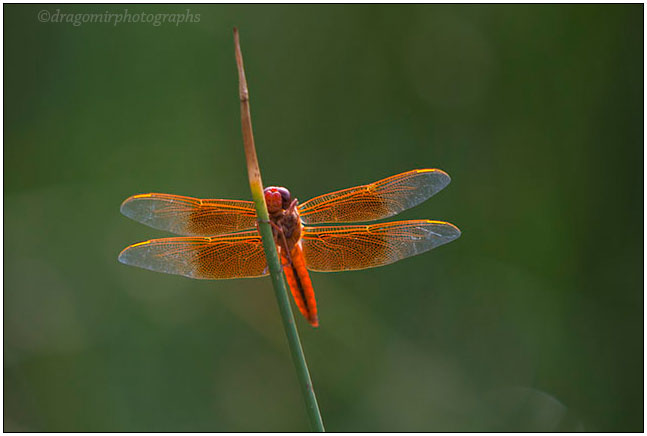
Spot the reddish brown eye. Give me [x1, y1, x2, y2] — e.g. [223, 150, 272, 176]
[263, 187, 282, 213]
[277, 187, 291, 208]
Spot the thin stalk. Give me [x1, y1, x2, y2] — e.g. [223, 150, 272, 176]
[233, 27, 325, 433]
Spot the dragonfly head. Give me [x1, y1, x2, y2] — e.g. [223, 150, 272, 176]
[264, 186, 292, 214]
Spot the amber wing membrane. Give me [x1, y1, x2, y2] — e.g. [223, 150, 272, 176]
[301, 220, 460, 272]
[120, 193, 257, 236]
[117, 231, 268, 279]
[298, 169, 451, 224]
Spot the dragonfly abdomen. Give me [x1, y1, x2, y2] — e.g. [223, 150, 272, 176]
[282, 243, 318, 327]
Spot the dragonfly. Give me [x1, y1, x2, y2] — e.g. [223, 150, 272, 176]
[118, 169, 461, 327]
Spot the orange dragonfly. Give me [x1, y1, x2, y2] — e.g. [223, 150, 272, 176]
[118, 169, 461, 327]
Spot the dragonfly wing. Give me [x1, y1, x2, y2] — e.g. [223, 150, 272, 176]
[302, 220, 460, 272]
[120, 193, 257, 236]
[118, 231, 267, 279]
[298, 169, 451, 224]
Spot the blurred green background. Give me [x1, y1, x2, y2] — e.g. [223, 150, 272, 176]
[4, 4, 643, 431]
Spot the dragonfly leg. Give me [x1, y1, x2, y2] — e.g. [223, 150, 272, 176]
[269, 221, 293, 266]
[262, 256, 292, 275]
[287, 198, 298, 214]
[278, 230, 293, 265]
[260, 220, 293, 268]
[258, 218, 283, 241]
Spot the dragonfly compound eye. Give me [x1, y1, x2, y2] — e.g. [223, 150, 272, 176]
[277, 187, 292, 208]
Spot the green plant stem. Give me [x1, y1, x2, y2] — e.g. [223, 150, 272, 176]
[233, 27, 325, 433]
